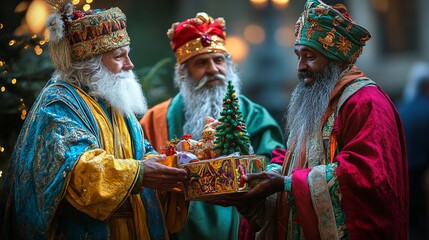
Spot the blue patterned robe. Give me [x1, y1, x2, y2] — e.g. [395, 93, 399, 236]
[0, 78, 166, 239]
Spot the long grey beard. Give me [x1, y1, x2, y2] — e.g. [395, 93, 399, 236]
[88, 68, 148, 118]
[286, 61, 342, 148]
[178, 66, 240, 140]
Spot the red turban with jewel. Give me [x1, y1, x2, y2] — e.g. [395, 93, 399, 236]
[167, 12, 228, 64]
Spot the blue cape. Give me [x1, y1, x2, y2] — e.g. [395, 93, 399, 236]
[0, 79, 166, 239]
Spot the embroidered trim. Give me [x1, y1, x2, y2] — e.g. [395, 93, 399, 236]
[308, 165, 340, 239]
[336, 35, 353, 56]
[175, 35, 226, 64]
[284, 175, 292, 192]
[267, 163, 282, 174]
[318, 28, 336, 50]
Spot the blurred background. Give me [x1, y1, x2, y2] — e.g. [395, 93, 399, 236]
[0, 0, 428, 236]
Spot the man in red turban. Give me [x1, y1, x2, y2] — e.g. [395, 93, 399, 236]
[140, 12, 284, 240]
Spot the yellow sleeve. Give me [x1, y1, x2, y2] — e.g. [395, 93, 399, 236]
[65, 149, 140, 220]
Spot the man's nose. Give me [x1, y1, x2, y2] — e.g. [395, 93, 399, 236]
[123, 56, 134, 71]
[297, 59, 307, 72]
[206, 60, 219, 74]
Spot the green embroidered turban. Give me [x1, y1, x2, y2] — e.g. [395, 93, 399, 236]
[295, 0, 371, 63]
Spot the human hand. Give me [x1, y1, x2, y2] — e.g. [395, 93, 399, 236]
[141, 154, 188, 191]
[205, 193, 247, 207]
[205, 171, 284, 207]
[240, 171, 285, 199]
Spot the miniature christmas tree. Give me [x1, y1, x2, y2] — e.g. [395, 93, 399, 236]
[213, 80, 251, 155]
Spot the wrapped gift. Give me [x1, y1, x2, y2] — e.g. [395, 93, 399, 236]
[180, 155, 265, 201]
[159, 84, 264, 201]
[158, 155, 178, 167]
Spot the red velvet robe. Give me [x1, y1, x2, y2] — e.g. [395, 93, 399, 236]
[273, 68, 408, 239]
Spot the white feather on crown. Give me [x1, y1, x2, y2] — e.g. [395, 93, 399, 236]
[44, 0, 74, 72]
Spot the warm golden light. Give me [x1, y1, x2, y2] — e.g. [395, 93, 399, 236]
[83, 4, 91, 11]
[34, 45, 43, 55]
[275, 26, 294, 47]
[15, 1, 29, 13]
[2, 71, 7, 75]
[0, 61, 4, 67]
[225, 36, 249, 63]
[26, 0, 49, 34]
[24, 44, 30, 50]
[20, 99, 28, 120]
[39, 40, 46, 45]
[0, 147, 4, 152]
[11, 78, 17, 84]
[72, 0, 80, 5]
[244, 24, 265, 44]
[86, 0, 93, 3]
[9, 40, 16, 46]
[371, 0, 389, 12]
[0, 23, 3, 29]
[250, 0, 268, 8]
[272, 0, 290, 9]
[1, 86, 5, 92]
[43, 29, 49, 42]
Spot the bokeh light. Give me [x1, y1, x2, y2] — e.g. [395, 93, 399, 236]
[371, 0, 389, 12]
[26, 0, 48, 34]
[34, 45, 43, 55]
[225, 36, 249, 63]
[83, 4, 91, 11]
[275, 26, 294, 47]
[250, 0, 268, 8]
[244, 24, 265, 44]
[272, 0, 290, 9]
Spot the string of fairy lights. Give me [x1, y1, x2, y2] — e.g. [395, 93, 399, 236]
[0, 0, 97, 170]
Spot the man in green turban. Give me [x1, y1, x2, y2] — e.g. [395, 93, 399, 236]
[219, 0, 409, 239]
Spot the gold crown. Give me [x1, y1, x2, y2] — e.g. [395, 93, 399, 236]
[175, 35, 226, 64]
[65, 7, 130, 61]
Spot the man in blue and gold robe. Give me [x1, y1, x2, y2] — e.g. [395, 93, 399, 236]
[0, 2, 187, 239]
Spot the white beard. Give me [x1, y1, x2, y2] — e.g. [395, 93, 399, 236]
[88, 68, 148, 117]
[178, 65, 241, 140]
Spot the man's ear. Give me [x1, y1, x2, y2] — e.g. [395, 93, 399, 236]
[336, 61, 350, 71]
[177, 63, 187, 78]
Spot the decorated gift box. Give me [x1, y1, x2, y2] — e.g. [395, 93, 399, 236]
[160, 80, 266, 200]
[181, 155, 265, 201]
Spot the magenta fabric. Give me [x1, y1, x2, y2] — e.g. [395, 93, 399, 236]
[241, 80, 408, 239]
[291, 168, 321, 240]
[238, 217, 257, 240]
[333, 86, 408, 239]
[271, 148, 287, 165]
[277, 85, 408, 239]
[238, 148, 286, 240]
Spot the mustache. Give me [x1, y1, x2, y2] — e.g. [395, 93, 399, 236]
[115, 70, 135, 78]
[297, 70, 319, 82]
[194, 74, 227, 90]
